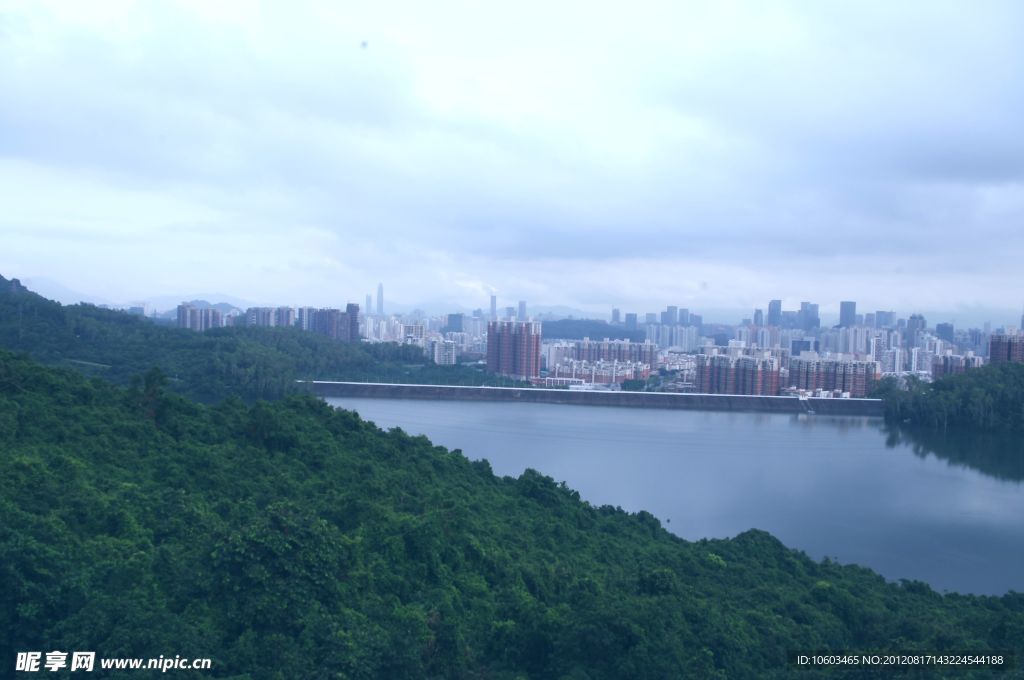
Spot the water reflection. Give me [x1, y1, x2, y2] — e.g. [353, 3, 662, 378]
[325, 397, 1024, 594]
[881, 426, 1024, 483]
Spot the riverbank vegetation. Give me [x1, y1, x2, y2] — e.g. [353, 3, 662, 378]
[873, 362, 1024, 432]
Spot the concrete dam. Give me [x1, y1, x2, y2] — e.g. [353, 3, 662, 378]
[302, 381, 885, 417]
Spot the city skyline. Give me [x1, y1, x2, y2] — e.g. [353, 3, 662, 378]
[2, 2, 1023, 320]
[14, 272, 1023, 330]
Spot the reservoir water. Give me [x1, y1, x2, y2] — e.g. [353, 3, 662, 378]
[327, 398, 1024, 596]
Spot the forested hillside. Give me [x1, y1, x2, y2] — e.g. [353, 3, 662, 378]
[2, 351, 1022, 678]
[0, 275, 506, 402]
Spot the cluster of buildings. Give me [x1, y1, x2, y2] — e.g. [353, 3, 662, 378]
[178, 287, 1024, 398]
[990, 333, 1024, 364]
[485, 321, 542, 381]
[176, 302, 361, 342]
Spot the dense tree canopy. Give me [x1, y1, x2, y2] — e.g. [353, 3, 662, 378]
[873, 363, 1024, 432]
[2, 351, 1022, 678]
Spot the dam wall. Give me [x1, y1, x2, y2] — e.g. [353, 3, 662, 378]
[302, 381, 884, 417]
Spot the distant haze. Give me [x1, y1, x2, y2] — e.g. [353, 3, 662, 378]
[1, 2, 1022, 325]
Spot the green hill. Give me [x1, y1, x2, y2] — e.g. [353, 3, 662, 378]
[2, 350, 1021, 678]
[0, 275, 509, 403]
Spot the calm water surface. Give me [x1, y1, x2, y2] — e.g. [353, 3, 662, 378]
[327, 398, 1024, 595]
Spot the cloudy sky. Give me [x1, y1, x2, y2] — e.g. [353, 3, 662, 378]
[1, 0, 1022, 324]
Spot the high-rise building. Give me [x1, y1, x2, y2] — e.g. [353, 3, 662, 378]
[518, 300, 527, 321]
[296, 307, 316, 331]
[905, 314, 927, 348]
[753, 309, 764, 327]
[310, 306, 360, 342]
[694, 354, 781, 396]
[176, 303, 222, 332]
[345, 303, 360, 342]
[839, 301, 857, 328]
[624, 313, 638, 331]
[560, 338, 657, 365]
[274, 306, 295, 328]
[788, 355, 880, 398]
[875, 311, 896, 328]
[935, 323, 955, 343]
[365, 294, 372, 315]
[430, 339, 458, 365]
[490, 295, 497, 320]
[661, 305, 679, 325]
[444, 313, 464, 333]
[932, 352, 983, 378]
[767, 300, 782, 326]
[376, 283, 384, 316]
[486, 321, 541, 380]
[245, 307, 275, 327]
[990, 335, 1024, 364]
[679, 308, 690, 326]
[176, 303, 192, 329]
[611, 308, 621, 325]
[799, 302, 820, 331]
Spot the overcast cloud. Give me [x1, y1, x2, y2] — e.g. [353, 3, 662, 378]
[1, 0, 1022, 323]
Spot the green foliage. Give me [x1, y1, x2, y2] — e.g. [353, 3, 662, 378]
[3, 350, 1022, 678]
[0, 274, 505, 402]
[874, 363, 1024, 432]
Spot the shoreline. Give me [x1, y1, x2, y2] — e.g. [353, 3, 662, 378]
[300, 381, 884, 417]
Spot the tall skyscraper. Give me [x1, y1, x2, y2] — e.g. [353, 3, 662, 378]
[345, 303, 360, 342]
[611, 308, 621, 325]
[768, 300, 782, 326]
[753, 308, 764, 327]
[875, 310, 896, 328]
[376, 283, 384, 316]
[799, 302, 820, 331]
[486, 321, 542, 380]
[624, 313, 638, 330]
[839, 301, 856, 327]
[905, 314, 927, 348]
[445, 313, 464, 333]
[490, 294, 497, 320]
[518, 300, 527, 321]
[365, 294, 372, 315]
